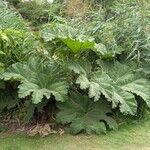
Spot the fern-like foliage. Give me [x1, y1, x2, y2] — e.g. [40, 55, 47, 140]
[69, 60, 150, 115]
[56, 91, 117, 135]
[2, 57, 69, 104]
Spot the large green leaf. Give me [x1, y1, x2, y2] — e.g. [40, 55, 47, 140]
[69, 61, 150, 115]
[62, 38, 95, 53]
[2, 57, 69, 104]
[101, 62, 150, 108]
[41, 23, 95, 53]
[56, 91, 117, 135]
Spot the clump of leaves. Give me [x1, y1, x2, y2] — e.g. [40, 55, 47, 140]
[16, 0, 61, 27]
[0, 0, 26, 30]
[41, 22, 109, 61]
[0, 0, 150, 136]
[41, 22, 95, 52]
[2, 57, 69, 104]
[0, 29, 36, 66]
[69, 60, 150, 115]
[0, 1, 37, 66]
[57, 91, 117, 135]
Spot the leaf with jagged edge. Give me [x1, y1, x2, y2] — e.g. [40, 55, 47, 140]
[100, 62, 150, 108]
[100, 61, 150, 111]
[41, 23, 95, 53]
[111, 88, 137, 115]
[68, 60, 92, 75]
[121, 79, 150, 107]
[56, 91, 117, 135]
[69, 60, 150, 115]
[2, 57, 69, 104]
[68, 60, 113, 102]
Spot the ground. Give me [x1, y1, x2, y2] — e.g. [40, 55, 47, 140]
[0, 119, 150, 150]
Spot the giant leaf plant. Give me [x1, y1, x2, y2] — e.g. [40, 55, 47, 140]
[69, 60, 150, 115]
[41, 23, 95, 53]
[57, 91, 117, 135]
[2, 57, 69, 104]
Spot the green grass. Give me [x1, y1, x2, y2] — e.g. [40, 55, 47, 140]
[0, 119, 150, 150]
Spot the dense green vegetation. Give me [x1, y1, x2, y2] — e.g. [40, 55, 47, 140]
[0, 0, 150, 136]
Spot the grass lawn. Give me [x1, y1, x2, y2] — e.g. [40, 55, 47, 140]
[0, 119, 150, 150]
